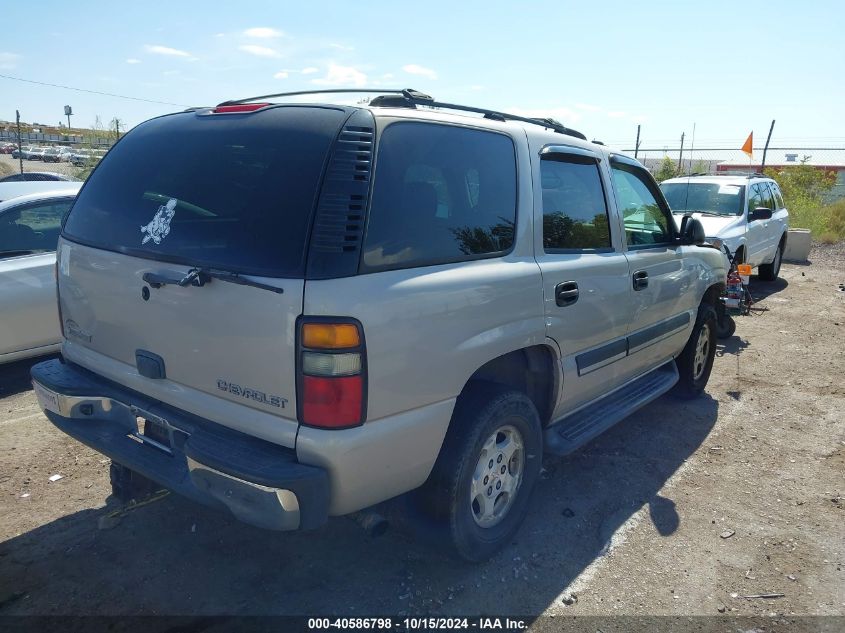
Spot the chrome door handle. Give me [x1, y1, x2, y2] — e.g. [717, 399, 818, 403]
[633, 270, 649, 291]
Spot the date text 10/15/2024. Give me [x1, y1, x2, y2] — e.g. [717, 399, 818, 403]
[307, 618, 527, 631]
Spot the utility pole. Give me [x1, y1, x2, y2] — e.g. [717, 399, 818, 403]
[15, 110, 23, 174]
[677, 132, 685, 176]
[761, 119, 776, 173]
[634, 124, 641, 159]
[688, 122, 696, 174]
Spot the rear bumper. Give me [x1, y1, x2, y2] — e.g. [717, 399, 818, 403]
[30, 358, 329, 530]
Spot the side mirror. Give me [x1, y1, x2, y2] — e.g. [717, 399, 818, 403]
[680, 216, 706, 245]
[749, 207, 773, 222]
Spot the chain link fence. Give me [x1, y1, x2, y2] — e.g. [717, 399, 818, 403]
[630, 147, 845, 202]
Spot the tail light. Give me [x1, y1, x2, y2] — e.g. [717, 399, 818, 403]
[297, 319, 366, 429]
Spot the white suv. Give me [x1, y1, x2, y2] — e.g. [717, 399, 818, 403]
[660, 174, 789, 280]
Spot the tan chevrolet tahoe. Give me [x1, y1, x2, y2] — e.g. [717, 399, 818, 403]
[31, 89, 727, 561]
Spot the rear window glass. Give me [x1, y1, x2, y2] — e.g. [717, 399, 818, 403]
[362, 122, 517, 271]
[661, 182, 745, 216]
[63, 106, 348, 277]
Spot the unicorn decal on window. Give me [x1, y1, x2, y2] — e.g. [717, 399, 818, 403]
[141, 198, 177, 245]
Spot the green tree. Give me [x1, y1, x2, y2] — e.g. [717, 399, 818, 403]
[654, 156, 677, 182]
[763, 159, 837, 236]
[764, 159, 836, 208]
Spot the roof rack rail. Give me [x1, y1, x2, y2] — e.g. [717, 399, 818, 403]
[217, 88, 587, 141]
[714, 170, 768, 178]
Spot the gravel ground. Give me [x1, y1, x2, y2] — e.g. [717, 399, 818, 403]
[809, 241, 845, 267]
[0, 250, 842, 623]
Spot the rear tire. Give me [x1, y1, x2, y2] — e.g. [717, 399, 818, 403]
[714, 301, 736, 339]
[414, 385, 542, 562]
[674, 304, 717, 399]
[758, 241, 783, 281]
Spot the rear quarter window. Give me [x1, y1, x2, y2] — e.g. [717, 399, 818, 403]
[361, 122, 517, 272]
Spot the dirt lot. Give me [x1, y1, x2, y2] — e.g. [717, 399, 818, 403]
[0, 246, 843, 621]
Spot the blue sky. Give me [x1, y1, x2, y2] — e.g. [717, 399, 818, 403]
[1, 0, 843, 149]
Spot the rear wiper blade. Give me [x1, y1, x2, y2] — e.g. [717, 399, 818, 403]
[188, 267, 285, 294]
[143, 267, 284, 294]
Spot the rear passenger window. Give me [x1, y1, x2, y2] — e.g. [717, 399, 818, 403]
[362, 123, 517, 271]
[541, 154, 611, 251]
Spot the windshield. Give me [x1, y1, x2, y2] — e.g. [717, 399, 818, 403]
[660, 182, 745, 216]
[63, 105, 349, 277]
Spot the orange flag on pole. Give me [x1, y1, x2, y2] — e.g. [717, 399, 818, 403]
[741, 132, 753, 158]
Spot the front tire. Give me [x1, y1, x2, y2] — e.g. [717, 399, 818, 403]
[674, 305, 717, 399]
[415, 385, 542, 562]
[758, 241, 783, 281]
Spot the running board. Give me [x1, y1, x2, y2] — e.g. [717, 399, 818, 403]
[544, 362, 679, 456]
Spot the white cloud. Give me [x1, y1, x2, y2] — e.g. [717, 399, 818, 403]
[239, 44, 282, 58]
[214, 32, 226, 38]
[145, 44, 192, 58]
[244, 27, 284, 38]
[311, 63, 367, 87]
[0, 52, 21, 69]
[301, 66, 319, 74]
[274, 71, 289, 79]
[126, 58, 141, 64]
[402, 64, 437, 80]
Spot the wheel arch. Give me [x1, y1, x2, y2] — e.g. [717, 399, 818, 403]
[458, 345, 559, 427]
[701, 281, 724, 308]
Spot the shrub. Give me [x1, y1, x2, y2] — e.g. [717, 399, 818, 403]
[825, 198, 845, 238]
[765, 161, 841, 241]
[654, 156, 677, 182]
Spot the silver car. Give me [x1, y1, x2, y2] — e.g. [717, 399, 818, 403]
[0, 188, 80, 364]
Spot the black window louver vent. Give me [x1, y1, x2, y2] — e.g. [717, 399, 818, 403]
[306, 109, 376, 279]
